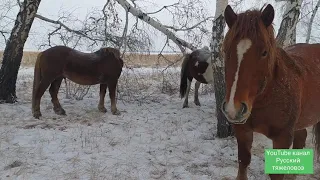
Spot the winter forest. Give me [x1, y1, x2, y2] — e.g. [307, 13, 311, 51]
[0, 0, 320, 179]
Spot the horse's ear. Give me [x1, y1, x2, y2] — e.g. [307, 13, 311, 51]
[261, 4, 274, 27]
[224, 5, 237, 28]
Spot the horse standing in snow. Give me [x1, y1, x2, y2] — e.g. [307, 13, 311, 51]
[222, 4, 320, 180]
[32, 46, 123, 119]
[179, 46, 214, 108]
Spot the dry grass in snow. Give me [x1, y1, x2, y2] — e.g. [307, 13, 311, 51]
[0, 51, 183, 68]
[0, 66, 319, 180]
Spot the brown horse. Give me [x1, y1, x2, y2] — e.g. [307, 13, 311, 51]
[180, 46, 214, 108]
[32, 46, 124, 119]
[221, 4, 320, 180]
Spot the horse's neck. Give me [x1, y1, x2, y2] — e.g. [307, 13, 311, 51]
[253, 48, 300, 107]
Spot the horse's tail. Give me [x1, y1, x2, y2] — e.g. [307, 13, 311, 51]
[32, 52, 42, 109]
[313, 122, 320, 158]
[180, 54, 191, 98]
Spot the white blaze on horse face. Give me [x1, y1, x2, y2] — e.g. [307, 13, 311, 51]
[226, 38, 252, 119]
[195, 61, 199, 67]
[202, 58, 214, 84]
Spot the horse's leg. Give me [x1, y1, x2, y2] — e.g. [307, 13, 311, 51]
[98, 84, 108, 113]
[234, 125, 253, 180]
[33, 77, 53, 119]
[49, 77, 66, 116]
[269, 130, 294, 180]
[279, 129, 307, 180]
[183, 79, 192, 108]
[107, 79, 120, 115]
[292, 129, 307, 149]
[194, 81, 201, 106]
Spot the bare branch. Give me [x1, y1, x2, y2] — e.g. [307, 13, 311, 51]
[0, 30, 7, 43]
[102, 0, 111, 46]
[115, 0, 196, 53]
[47, 26, 61, 47]
[35, 14, 100, 42]
[16, 0, 21, 7]
[146, 3, 179, 15]
[163, 16, 214, 32]
[306, 0, 320, 43]
[120, 10, 129, 56]
[0, 0, 18, 43]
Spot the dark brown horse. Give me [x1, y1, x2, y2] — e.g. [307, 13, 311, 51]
[180, 46, 214, 108]
[32, 46, 123, 119]
[221, 4, 320, 180]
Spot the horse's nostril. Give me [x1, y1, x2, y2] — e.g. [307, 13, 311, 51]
[240, 102, 248, 115]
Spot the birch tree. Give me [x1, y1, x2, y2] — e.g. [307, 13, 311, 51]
[306, 0, 320, 43]
[0, 0, 41, 103]
[210, 0, 232, 138]
[276, 0, 303, 47]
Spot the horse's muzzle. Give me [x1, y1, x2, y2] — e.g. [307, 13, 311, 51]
[221, 100, 250, 124]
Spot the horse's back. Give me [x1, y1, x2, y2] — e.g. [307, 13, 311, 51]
[38, 46, 100, 85]
[36, 46, 73, 73]
[38, 46, 75, 66]
[284, 43, 320, 129]
[285, 43, 320, 59]
[41, 46, 73, 58]
[37, 46, 123, 85]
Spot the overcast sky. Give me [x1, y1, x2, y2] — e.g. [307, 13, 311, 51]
[0, 0, 309, 52]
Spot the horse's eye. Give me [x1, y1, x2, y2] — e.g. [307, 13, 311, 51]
[262, 51, 268, 57]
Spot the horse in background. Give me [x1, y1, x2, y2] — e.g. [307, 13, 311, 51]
[180, 46, 214, 108]
[221, 4, 320, 180]
[32, 46, 124, 119]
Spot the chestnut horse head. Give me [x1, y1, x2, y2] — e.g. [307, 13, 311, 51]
[221, 4, 276, 124]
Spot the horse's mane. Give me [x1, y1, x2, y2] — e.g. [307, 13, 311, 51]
[93, 47, 121, 59]
[223, 6, 277, 75]
[276, 47, 306, 77]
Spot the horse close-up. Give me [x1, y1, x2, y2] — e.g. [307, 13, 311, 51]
[222, 4, 320, 180]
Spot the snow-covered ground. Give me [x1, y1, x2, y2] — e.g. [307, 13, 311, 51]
[0, 67, 319, 180]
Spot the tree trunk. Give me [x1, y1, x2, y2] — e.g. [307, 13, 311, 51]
[210, 0, 233, 138]
[114, 0, 196, 53]
[0, 0, 41, 103]
[306, 0, 320, 43]
[276, 0, 303, 47]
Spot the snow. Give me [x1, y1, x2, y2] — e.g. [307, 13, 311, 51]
[0, 66, 319, 179]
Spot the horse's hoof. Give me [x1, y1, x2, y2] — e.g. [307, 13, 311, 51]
[33, 111, 42, 119]
[98, 107, 107, 113]
[236, 175, 248, 180]
[194, 101, 201, 106]
[284, 174, 296, 180]
[54, 108, 66, 116]
[112, 110, 121, 115]
[182, 104, 189, 108]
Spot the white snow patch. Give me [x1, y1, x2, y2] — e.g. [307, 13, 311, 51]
[0, 66, 318, 179]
